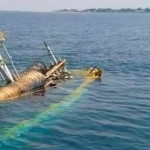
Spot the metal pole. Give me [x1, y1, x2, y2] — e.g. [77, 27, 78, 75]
[44, 42, 57, 64]
[59, 57, 61, 61]
[44, 42, 68, 72]
[51, 61, 54, 66]
[0, 54, 14, 82]
[0, 72, 5, 80]
[2, 43, 20, 79]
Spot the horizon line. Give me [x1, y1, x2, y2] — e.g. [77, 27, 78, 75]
[0, 7, 150, 13]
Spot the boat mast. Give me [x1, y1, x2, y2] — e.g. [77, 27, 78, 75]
[44, 42, 68, 72]
[0, 31, 20, 82]
[44, 42, 58, 64]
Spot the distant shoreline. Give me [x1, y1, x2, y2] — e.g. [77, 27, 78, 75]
[1, 8, 150, 13]
[54, 8, 150, 13]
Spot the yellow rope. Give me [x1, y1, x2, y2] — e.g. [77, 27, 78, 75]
[0, 76, 97, 144]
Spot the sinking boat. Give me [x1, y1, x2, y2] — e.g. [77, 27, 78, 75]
[0, 31, 102, 101]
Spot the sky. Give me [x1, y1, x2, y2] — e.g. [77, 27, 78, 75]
[0, 0, 150, 12]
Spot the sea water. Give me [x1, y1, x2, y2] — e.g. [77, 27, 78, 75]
[0, 12, 150, 150]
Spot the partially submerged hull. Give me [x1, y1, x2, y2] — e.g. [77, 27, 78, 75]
[0, 64, 102, 101]
[0, 31, 102, 101]
[0, 60, 72, 101]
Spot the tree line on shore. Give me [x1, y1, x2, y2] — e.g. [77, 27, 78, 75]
[54, 8, 150, 13]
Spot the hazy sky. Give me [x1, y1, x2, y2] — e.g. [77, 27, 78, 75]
[0, 0, 150, 12]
